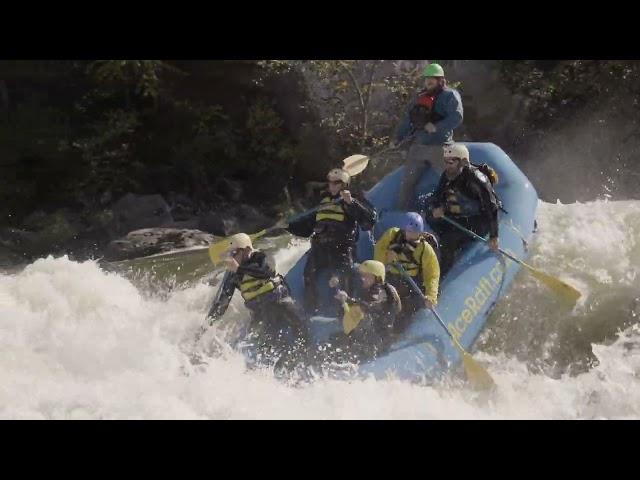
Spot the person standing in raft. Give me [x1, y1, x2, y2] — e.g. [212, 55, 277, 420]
[321, 260, 401, 364]
[392, 63, 464, 210]
[374, 212, 440, 332]
[207, 233, 308, 366]
[287, 167, 377, 314]
[422, 143, 501, 276]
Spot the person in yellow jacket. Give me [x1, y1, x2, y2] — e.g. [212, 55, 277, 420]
[374, 212, 440, 332]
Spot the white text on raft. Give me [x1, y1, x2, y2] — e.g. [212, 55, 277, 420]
[448, 252, 515, 340]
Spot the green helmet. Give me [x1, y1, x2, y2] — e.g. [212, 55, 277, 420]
[422, 63, 445, 78]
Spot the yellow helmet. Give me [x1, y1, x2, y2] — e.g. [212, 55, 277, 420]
[358, 260, 386, 282]
[227, 233, 253, 253]
[327, 168, 350, 185]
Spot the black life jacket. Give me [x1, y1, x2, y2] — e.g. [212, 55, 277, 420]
[443, 167, 502, 217]
[382, 282, 402, 316]
[357, 282, 402, 334]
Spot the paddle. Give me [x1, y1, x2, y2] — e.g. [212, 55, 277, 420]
[191, 270, 234, 349]
[392, 262, 496, 390]
[341, 302, 365, 335]
[440, 216, 581, 304]
[207, 154, 370, 265]
[206, 270, 232, 325]
[329, 275, 366, 335]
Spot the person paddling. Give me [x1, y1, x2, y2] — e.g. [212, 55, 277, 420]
[287, 167, 377, 314]
[207, 233, 308, 367]
[423, 143, 501, 275]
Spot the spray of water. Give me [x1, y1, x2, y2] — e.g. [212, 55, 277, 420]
[1, 201, 639, 419]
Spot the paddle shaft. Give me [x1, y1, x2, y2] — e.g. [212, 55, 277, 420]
[208, 151, 369, 266]
[206, 270, 232, 323]
[392, 262, 461, 347]
[193, 270, 233, 344]
[251, 199, 344, 240]
[213, 270, 231, 304]
[441, 216, 520, 264]
[286, 198, 342, 225]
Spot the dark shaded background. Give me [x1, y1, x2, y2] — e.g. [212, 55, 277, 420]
[1, 60, 638, 263]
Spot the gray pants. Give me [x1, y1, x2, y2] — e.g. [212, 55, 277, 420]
[397, 144, 444, 210]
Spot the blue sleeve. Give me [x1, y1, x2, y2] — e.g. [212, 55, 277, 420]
[434, 90, 463, 134]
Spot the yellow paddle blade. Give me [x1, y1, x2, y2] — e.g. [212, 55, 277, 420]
[342, 304, 365, 335]
[208, 240, 230, 266]
[250, 229, 268, 242]
[451, 342, 496, 391]
[342, 154, 369, 177]
[521, 261, 582, 304]
[207, 229, 268, 265]
[460, 351, 496, 391]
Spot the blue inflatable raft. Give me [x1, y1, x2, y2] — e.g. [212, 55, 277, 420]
[282, 143, 538, 382]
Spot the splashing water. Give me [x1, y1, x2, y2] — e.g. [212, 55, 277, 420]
[1, 200, 640, 419]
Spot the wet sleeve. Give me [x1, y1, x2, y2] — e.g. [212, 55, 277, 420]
[469, 178, 499, 239]
[420, 243, 440, 305]
[286, 212, 316, 238]
[345, 197, 377, 231]
[207, 273, 237, 322]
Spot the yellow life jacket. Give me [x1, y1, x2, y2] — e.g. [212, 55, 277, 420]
[315, 196, 345, 223]
[239, 274, 276, 302]
[374, 227, 440, 306]
[388, 232, 426, 279]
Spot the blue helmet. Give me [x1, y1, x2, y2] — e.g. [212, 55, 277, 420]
[399, 212, 424, 233]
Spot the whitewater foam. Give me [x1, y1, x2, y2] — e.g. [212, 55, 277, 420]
[1, 201, 639, 419]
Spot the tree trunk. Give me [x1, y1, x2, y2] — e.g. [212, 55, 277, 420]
[339, 61, 367, 148]
[361, 61, 380, 149]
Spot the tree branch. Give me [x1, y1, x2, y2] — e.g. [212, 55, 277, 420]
[361, 61, 380, 146]
[338, 61, 365, 113]
[339, 61, 370, 148]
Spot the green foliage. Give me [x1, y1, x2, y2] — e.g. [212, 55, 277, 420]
[278, 60, 423, 154]
[500, 60, 640, 126]
[71, 109, 142, 202]
[88, 60, 183, 100]
[0, 59, 469, 227]
[245, 98, 299, 175]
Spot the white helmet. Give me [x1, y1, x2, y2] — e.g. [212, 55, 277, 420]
[327, 168, 350, 185]
[443, 144, 470, 166]
[227, 233, 253, 252]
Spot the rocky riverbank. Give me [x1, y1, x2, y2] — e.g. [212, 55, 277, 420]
[0, 180, 279, 267]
